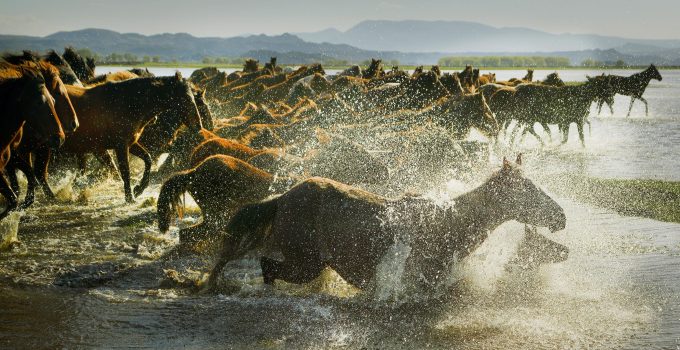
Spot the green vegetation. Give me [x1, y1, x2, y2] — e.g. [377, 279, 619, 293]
[543, 174, 680, 223]
[438, 56, 571, 68]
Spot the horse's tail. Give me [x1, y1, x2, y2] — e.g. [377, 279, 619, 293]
[207, 198, 279, 290]
[157, 170, 194, 233]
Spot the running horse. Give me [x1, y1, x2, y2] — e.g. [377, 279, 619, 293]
[595, 64, 662, 117]
[0, 66, 65, 219]
[208, 155, 566, 291]
[2, 56, 79, 208]
[32, 72, 202, 203]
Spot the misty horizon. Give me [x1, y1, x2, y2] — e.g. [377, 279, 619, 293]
[1, 0, 679, 40]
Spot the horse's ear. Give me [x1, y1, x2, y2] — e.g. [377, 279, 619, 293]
[175, 71, 183, 80]
[516, 153, 523, 166]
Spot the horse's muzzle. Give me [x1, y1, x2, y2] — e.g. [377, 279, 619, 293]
[549, 211, 567, 232]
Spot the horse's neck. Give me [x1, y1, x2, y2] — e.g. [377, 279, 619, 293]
[442, 185, 508, 257]
[0, 81, 30, 149]
[629, 69, 654, 86]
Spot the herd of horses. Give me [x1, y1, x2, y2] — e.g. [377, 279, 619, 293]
[0, 48, 662, 294]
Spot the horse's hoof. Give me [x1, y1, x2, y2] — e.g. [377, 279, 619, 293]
[125, 196, 135, 204]
[260, 257, 279, 285]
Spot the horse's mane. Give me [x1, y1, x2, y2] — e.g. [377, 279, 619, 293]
[2, 50, 42, 65]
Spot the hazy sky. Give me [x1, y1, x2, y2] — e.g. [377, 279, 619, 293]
[1, 0, 678, 39]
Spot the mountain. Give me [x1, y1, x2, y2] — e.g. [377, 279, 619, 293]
[296, 20, 680, 53]
[1, 27, 678, 66]
[0, 29, 392, 62]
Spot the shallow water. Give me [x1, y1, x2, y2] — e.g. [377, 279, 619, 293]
[1, 67, 679, 349]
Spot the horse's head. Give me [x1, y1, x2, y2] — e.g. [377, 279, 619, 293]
[63, 47, 95, 82]
[167, 72, 202, 131]
[18, 68, 65, 149]
[486, 155, 566, 232]
[648, 64, 662, 81]
[37, 62, 79, 133]
[243, 59, 259, 73]
[43, 50, 82, 86]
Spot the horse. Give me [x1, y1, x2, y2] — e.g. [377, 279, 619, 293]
[208, 155, 566, 292]
[0, 67, 65, 219]
[596, 64, 662, 117]
[426, 92, 499, 139]
[190, 130, 390, 185]
[31, 72, 202, 203]
[2, 60, 79, 208]
[157, 154, 287, 244]
[362, 59, 383, 79]
[62, 47, 95, 82]
[3, 50, 82, 86]
[496, 77, 612, 146]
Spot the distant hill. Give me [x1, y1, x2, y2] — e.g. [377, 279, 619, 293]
[1, 27, 678, 66]
[296, 20, 680, 53]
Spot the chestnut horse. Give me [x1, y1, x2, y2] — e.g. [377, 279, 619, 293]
[209, 156, 566, 291]
[32, 72, 202, 203]
[0, 67, 64, 219]
[157, 155, 287, 243]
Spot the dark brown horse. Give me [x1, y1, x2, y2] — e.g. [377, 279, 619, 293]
[596, 65, 662, 117]
[0, 67, 64, 219]
[209, 156, 566, 291]
[2, 60, 79, 207]
[32, 72, 202, 203]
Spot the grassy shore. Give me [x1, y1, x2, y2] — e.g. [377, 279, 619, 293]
[542, 174, 680, 223]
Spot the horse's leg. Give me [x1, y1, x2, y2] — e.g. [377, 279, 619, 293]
[597, 100, 604, 115]
[6, 157, 21, 196]
[577, 122, 586, 147]
[12, 155, 38, 209]
[130, 143, 152, 198]
[261, 256, 325, 285]
[560, 123, 570, 144]
[540, 122, 552, 143]
[0, 174, 18, 221]
[93, 151, 119, 178]
[639, 96, 649, 116]
[114, 146, 134, 203]
[33, 148, 56, 200]
[626, 97, 635, 117]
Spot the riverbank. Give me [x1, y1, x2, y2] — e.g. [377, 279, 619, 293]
[543, 175, 680, 223]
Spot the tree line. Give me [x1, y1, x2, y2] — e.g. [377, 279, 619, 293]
[438, 56, 571, 68]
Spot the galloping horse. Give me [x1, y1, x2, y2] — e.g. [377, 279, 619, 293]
[32, 72, 202, 203]
[208, 155, 566, 291]
[157, 155, 286, 243]
[0, 67, 64, 219]
[596, 64, 662, 117]
[1, 59, 79, 208]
